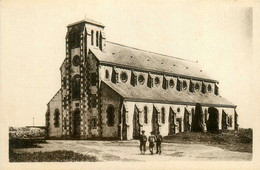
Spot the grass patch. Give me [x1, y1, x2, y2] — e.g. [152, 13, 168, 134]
[9, 150, 98, 162]
[163, 128, 252, 153]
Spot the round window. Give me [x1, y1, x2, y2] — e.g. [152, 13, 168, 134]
[183, 80, 187, 90]
[169, 79, 175, 88]
[138, 75, 145, 85]
[195, 83, 200, 91]
[73, 55, 80, 66]
[177, 108, 180, 112]
[208, 84, 212, 92]
[120, 72, 128, 83]
[155, 77, 160, 86]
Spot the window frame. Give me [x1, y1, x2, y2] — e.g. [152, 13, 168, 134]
[72, 55, 80, 67]
[183, 80, 187, 90]
[72, 75, 80, 100]
[154, 77, 160, 86]
[161, 107, 165, 124]
[144, 106, 148, 124]
[106, 105, 115, 126]
[105, 70, 110, 79]
[91, 30, 94, 45]
[169, 79, 175, 88]
[120, 71, 128, 83]
[138, 74, 145, 85]
[54, 108, 60, 127]
[96, 31, 99, 47]
[208, 84, 212, 93]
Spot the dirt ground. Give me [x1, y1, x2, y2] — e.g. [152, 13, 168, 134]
[12, 140, 252, 161]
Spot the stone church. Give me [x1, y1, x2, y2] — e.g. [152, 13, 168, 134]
[45, 19, 238, 140]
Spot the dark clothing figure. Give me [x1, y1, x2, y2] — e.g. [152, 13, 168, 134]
[155, 134, 163, 154]
[139, 133, 147, 154]
[148, 134, 156, 155]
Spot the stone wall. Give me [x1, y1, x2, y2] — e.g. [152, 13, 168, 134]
[47, 90, 62, 137]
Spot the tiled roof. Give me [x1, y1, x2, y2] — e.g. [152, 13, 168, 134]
[102, 81, 235, 108]
[90, 42, 218, 83]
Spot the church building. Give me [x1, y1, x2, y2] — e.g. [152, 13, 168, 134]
[45, 19, 238, 140]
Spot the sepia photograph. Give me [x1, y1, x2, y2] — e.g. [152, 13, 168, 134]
[1, 0, 260, 169]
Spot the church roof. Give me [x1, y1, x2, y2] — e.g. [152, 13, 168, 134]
[67, 18, 104, 27]
[90, 42, 218, 83]
[102, 81, 236, 108]
[47, 88, 62, 105]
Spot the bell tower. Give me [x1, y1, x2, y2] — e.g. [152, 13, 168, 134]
[61, 19, 106, 138]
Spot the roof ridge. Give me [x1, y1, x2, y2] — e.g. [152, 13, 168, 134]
[107, 41, 197, 63]
[67, 18, 104, 27]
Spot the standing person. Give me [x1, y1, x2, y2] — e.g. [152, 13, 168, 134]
[139, 130, 147, 155]
[148, 131, 156, 155]
[155, 131, 163, 154]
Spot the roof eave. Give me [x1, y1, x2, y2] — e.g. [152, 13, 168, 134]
[123, 98, 236, 108]
[99, 61, 219, 83]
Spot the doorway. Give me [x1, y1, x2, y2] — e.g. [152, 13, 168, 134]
[207, 107, 219, 132]
[73, 109, 81, 138]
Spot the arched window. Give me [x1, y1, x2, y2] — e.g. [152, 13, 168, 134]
[54, 108, 60, 127]
[177, 79, 182, 91]
[162, 76, 168, 90]
[202, 82, 206, 94]
[91, 30, 94, 45]
[214, 84, 219, 95]
[183, 80, 187, 90]
[161, 107, 165, 124]
[96, 31, 99, 47]
[105, 70, 109, 79]
[99, 31, 102, 50]
[106, 105, 115, 126]
[144, 106, 148, 124]
[208, 84, 212, 93]
[45, 109, 50, 127]
[72, 75, 80, 100]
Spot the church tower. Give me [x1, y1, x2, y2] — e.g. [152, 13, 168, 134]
[61, 19, 106, 138]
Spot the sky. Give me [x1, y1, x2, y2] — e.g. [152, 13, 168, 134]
[1, 0, 260, 129]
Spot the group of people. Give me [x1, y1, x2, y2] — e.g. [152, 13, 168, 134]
[139, 130, 163, 155]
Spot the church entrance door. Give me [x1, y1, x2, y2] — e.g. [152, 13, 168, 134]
[73, 109, 81, 138]
[207, 107, 219, 132]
